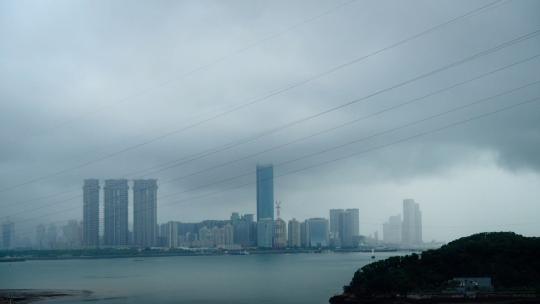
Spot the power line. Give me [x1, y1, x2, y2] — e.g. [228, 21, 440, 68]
[0, 0, 508, 193]
[151, 96, 539, 217]
[7, 190, 79, 211]
[79, 28, 540, 181]
[4, 34, 539, 215]
[13, 94, 540, 240]
[151, 83, 540, 202]
[10, 80, 539, 235]
[124, 1, 512, 179]
[134, 52, 540, 181]
[12, 0, 360, 143]
[8, 50, 539, 219]
[136, 56, 524, 183]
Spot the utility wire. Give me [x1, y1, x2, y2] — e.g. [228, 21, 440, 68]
[12, 0, 360, 143]
[69, 27, 540, 181]
[5, 34, 539, 215]
[8, 50, 539, 218]
[0, 0, 508, 193]
[151, 83, 540, 202]
[10, 81, 539, 237]
[157, 53, 540, 186]
[152, 96, 540, 216]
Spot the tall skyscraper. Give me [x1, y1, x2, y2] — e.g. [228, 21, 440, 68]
[402, 199, 422, 247]
[83, 179, 100, 248]
[164, 221, 178, 248]
[104, 179, 129, 246]
[47, 223, 57, 249]
[133, 179, 158, 247]
[232, 213, 255, 247]
[383, 214, 402, 244]
[2, 220, 15, 249]
[339, 209, 358, 247]
[257, 218, 273, 248]
[329, 208, 359, 247]
[329, 209, 344, 244]
[35, 224, 46, 249]
[62, 220, 81, 249]
[288, 218, 301, 248]
[346, 208, 360, 237]
[256, 164, 274, 221]
[273, 218, 287, 248]
[308, 218, 329, 248]
[300, 220, 310, 248]
[222, 224, 234, 247]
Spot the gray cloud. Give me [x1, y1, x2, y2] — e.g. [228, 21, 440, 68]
[1, 0, 539, 242]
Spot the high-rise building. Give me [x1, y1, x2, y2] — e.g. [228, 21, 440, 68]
[230, 212, 240, 223]
[339, 211, 354, 247]
[1, 220, 15, 249]
[243, 214, 254, 223]
[198, 224, 234, 248]
[288, 218, 301, 248]
[329, 209, 344, 243]
[47, 223, 57, 249]
[232, 213, 255, 248]
[329, 209, 359, 247]
[104, 179, 129, 246]
[257, 218, 273, 248]
[133, 179, 158, 247]
[35, 224, 46, 249]
[164, 221, 179, 248]
[273, 218, 287, 248]
[383, 215, 401, 244]
[402, 199, 422, 247]
[62, 220, 81, 249]
[222, 224, 234, 247]
[346, 209, 360, 237]
[212, 226, 221, 246]
[83, 179, 100, 248]
[300, 220, 310, 248]
[308, 218, 329, 248]
[256, 164, 274, 221]
[198, 226, 213, 247]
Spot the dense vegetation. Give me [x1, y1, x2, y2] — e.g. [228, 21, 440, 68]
[344, 232, 540, 296]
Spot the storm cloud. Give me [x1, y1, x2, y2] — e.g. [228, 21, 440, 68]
[1, 0, 539, 242]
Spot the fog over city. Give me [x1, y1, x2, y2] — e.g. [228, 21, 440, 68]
[1, 0, 539, 243]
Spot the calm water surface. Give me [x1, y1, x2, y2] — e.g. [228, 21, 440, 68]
[0, 252, 402, 303]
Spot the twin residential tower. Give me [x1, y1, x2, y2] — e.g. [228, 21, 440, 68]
[82, 179, 158, 248]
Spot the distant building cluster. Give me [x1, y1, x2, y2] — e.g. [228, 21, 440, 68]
[32, 220, 82, 250]
[2, 164, 425, 250]
[382, 199, 423, 247]
[81, 178, 157, 248]
[1, 220, 15, 250]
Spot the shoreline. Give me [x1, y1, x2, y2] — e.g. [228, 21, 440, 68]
[0, 289, 90, 304]
[330, 293, 540, 303]
[0, 248, 404, 262]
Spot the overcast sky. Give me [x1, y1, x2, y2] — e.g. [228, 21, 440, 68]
[1, 0, 539, 243]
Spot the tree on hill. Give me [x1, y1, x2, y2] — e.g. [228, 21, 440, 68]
[344, 232, 540, 296]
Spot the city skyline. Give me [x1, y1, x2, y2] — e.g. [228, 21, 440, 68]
[1, 0, 539, 245]
[82, 179, 99, 247]
[0, 166, 524, 248]
[133, 179, 158, 247]
[1, 168, 429, 250]
[1, 1, 539, 303]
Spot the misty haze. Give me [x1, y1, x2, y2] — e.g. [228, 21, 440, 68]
[1, 0, 539, 303]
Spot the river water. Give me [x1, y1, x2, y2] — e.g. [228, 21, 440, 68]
[0, 252, 403, 303]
